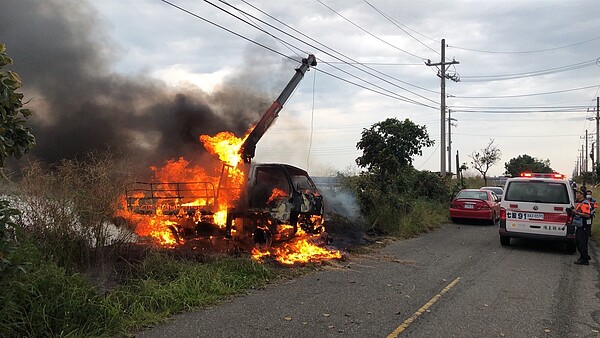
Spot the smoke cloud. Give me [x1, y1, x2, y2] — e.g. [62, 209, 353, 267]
[0, 0, 290, 176]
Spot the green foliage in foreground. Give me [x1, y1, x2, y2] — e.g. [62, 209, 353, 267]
[0, 244, 278, 337]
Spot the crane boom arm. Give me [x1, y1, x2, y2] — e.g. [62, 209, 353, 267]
[240, 54, 317, 163]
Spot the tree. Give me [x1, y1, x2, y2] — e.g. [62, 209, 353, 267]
[356, 118, 433, 177]
[504, 154, 553, 177]
[0, 44, 35, 272]
[0, 44, 36, 167]
[469, 139, 501, 186]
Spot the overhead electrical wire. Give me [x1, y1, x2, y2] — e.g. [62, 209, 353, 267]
[362, 0, 440, 56]
[237, 0, 441, 96]
[160, 0, 438, 108]
[450, 84, 600, 99]
[448, 36, 600, 54]
[451, 109, 588, 114]
[211, 0, 439, 106]
[460, 58, 598, 82]
[316, 0, 427, 61]
[316, 0, 442, 78]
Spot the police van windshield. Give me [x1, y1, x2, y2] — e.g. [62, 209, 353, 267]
[504, 181, 569, 204]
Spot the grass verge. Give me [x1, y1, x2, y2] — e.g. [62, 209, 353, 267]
[0, 243, 288, 337]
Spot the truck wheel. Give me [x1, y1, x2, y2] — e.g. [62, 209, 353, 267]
[253, 228, 272, 250]
[500, 235, 510, 246]
[566, 242, 576, 254]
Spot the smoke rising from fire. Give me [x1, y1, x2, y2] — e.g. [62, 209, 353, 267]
[0, 0, 291, 175]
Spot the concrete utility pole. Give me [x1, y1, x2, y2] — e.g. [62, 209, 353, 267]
[456, 150, 460, 179]
[586, 130, 589, 172]
[596, 97, 599, 172]
[447, 109, 457, 175]
[591, 141, 595, 171]
[426, 39, 459, 176]
[581, 145, 585, 174]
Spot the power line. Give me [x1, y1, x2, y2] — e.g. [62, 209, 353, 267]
[362, 0, 439, 56]
[460, 58, 598, 82]
[451, 84, 600, 99]
[454, 132, 582, 138]
[161, 0, 438, 108]
[237, 0, 441, 96]
[448, 36, 600, 54]
[215, 0, 439, 105]
[316, 0, 427, 61]
[451, 109, 588, 114]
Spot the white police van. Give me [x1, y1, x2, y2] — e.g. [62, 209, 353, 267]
[499, 173, 576, 252]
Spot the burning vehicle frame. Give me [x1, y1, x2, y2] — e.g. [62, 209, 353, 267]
[123, 55, 328, 250]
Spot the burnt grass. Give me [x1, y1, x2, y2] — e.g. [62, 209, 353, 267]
[86, 213, 372, 292]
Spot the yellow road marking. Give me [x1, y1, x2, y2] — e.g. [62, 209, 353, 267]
[387, 276, 461, 338]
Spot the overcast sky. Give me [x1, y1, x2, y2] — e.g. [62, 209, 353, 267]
[2, 0, 599, 178]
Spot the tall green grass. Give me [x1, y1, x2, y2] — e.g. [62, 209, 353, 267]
[367, 199, 449, 238]
[0, 244, 278, 337]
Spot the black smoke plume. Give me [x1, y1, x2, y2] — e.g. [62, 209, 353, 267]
[0, 0, 289, 175]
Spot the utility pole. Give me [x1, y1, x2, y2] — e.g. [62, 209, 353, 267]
[586, 130, 589, 172]
[591, 141, 595, 171]
[456, 150, 460, 180]
[426, 39, 459, 176]
[586, 97, 600, 180]
[447, 109, 457, 176]
[581, 145, 584, 174]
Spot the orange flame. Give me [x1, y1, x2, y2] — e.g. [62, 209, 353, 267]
[200, 131, 246, 168]
[267, 188, 288, 204]
[251, 231, 342, 265]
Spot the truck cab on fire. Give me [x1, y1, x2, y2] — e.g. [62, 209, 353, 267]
[226, 163, 324, 248]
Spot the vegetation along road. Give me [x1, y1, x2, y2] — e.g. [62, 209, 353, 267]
[137, 222, 600, 337]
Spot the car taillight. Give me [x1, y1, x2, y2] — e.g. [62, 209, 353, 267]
[480, 203, 490, 209]
[500, 208, 506, 220]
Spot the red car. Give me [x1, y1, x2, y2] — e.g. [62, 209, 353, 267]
[450, 189, 501, 224]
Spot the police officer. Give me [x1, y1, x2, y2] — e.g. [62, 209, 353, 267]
[573, 188, 592, 265]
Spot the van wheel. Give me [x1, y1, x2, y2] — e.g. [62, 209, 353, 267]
[500, 235, 510, 246]
[566, 242, 576, 254]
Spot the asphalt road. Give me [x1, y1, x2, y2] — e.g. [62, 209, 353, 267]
[136, 223, 600, 337]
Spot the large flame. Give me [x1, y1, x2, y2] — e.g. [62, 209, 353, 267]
[251, 230, 343, 265]
[116, 128, 342, 266]
[200, 131, 246, 168]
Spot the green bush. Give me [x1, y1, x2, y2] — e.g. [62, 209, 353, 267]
[343, 168, 450, 235]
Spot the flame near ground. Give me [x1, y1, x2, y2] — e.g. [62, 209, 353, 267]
[251, 230, 343, 265]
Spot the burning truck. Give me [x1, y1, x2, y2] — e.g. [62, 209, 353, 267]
[118, 55, 340, 263]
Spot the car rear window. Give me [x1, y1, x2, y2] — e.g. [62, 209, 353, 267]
[483, 187, 503, 195]
[504, 181, 569, 204]
[456, 191, 488, 200]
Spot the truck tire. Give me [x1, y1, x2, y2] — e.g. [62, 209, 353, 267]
[500, 235, 510, 246]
